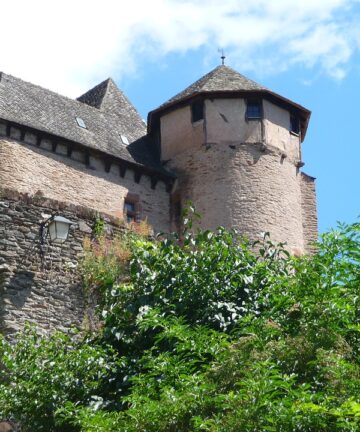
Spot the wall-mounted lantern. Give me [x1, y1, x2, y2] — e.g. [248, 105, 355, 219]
[39, 214, 73, 251]
[48, 216, 73, 243]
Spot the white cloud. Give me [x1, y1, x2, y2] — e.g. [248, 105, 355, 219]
[287, 24, 353, 79]
[0, 0, 359, 96]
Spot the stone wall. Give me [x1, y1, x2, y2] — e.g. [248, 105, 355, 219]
[162, 97, 315, 254]
[160, 105, 205, 160]
[0, 189, 120, 337]
[263, 99, 301, 160]
[0, 137, 171, 233]
[169, 141, 306, 254]
[301, 172, 318, 254]
[205, 98, 262, 144]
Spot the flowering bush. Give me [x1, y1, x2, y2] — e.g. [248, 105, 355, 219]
[0, 217, 359, 431]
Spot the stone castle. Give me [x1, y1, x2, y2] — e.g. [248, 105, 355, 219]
[0, 65, 317, 335]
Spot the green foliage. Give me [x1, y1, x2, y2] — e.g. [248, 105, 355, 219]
[80, 234, 132, 290]
[1, 217, 359, 431]
[92, 215, 105, 238]
[99, 226, 289, 352]
[0, 328, 119, 431]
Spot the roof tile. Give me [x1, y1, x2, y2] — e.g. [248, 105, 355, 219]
[162, 65, 267, 107]
[0, 73, 169, 175]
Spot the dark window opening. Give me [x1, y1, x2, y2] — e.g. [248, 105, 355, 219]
[191, 100, 204, 123]
[171, 192, 182, 230]
[246, 100, 262, 119]
[174, 200, 181, 222]
[290, 115, 300, 135]
[124, 195, 140, 223]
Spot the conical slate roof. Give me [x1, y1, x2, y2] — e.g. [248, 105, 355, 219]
[148, 64, 310, 139]
[163, 65, 267, 106]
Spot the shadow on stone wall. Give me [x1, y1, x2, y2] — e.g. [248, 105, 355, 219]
[0, 191, 124, 337]
[6, 270, 34, 308]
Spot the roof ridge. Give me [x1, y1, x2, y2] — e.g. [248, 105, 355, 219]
[0, 72, 103, 112]
[77, 78, 111, 109]
[77, 76, 130, 112]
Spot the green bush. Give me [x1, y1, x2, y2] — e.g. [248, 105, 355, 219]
[0, 329, 119, 431]
[0, 218, 359, 431]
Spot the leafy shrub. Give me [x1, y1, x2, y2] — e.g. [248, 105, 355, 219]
[80, 220, 152, 291]
[0, 329, 119, 431]
[92, 215, 106, 238]
[81, 234, 132, 290]
[0, 218, 359, 431]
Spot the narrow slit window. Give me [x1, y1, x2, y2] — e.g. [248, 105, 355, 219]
[171, 192, 182, 232]
[124, 201, 136, 223]
[191, 100, 204, 123]
[173, 198, 181, 223]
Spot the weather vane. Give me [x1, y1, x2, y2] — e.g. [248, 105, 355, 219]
[218, 48, 226, 65]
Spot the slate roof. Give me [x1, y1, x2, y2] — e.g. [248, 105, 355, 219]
[163, 65, 267, 106]
[149, 65, 310, 139]
[0, 72, 170, 176]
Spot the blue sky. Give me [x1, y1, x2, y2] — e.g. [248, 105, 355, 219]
[1, 0, 359, 233]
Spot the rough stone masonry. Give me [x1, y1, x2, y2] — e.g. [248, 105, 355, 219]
[0, 64, 318, 335]
[0, 189, 120, 336]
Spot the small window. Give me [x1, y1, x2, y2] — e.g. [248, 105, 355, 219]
[290, 115, 300, 135]
[124, 194, 140, 223]
[124, 201, 136, 223]
[246, 100, 262, 119]
[76, 117, 87, 129]
[120, 135, 129, 145]
[191, 100, 204, 123]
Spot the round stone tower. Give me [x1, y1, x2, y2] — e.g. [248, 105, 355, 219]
[148, 65, 317, 254]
